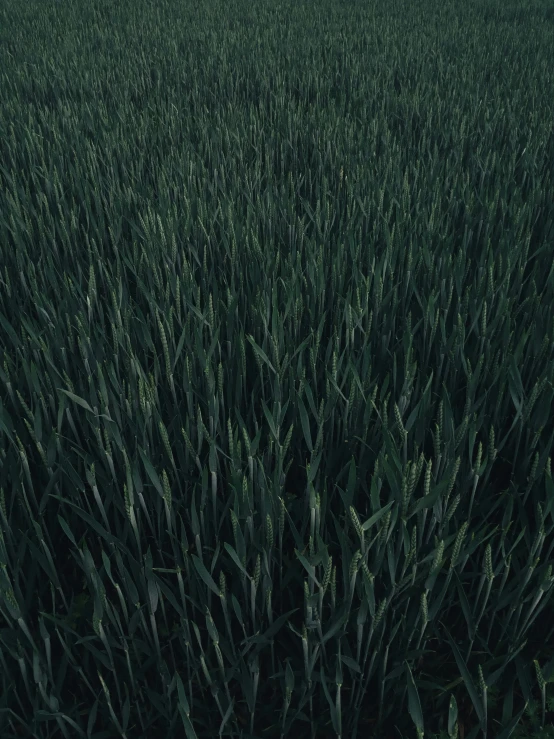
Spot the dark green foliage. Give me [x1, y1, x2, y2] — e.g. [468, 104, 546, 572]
[1, 0, 554, 736]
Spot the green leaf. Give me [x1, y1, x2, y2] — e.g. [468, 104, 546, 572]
[306, 448, 323, 486]
[191, 554, 220, 597]
[218, 697, 235, 736]
[370, 472, 381, 513]
[97, 364, 109, 410]
[138, 446, 164, 495]
[409, 476, 449, 517]
[0, 398, 15, 443]
[515, 654, 532, 704]
[442, 622, 485, 726]
[404, 401, 421, 433]
[57, 389, 94, 414]
[360, 500, 394, 531]
[453, 570, 476, 639]
[261, 397, 278, 441]
[320, 666, 340, 735]
[405, 660, 424, 734]
[341, 655, 361, 673]
[382, 430, 402, 479]
[322, 605, 349, 644]
[121, 693, 131, 734]
[496, 703, 529, 739]
[544, 470, 554, 521]
[448, 693, 458, 737]
[176, 673, 198, 739]
[57, 515, 78, 547]
[303, 381, 319, 420]
[0, 311, 21, 349]
[246, 334, 276, 374]
[189, 488, 200, 538]
[296, 392, 313, 453]
[488, 639, 529, 689]
[295, 548, 318, 586]
[147, 577, 159, 615]
[224, 542, 251, 580]
[285, 659, 295, 692]
[241, 609, 299, 652]
[46, 430, 57, 467]
[33, 403, 43, 444]
[346, 456, 357, 506]
[49, 496, 121, 549]
[172, 322, 188, 372]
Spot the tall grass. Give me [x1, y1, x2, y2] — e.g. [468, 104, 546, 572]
[1, 0, 554, 736]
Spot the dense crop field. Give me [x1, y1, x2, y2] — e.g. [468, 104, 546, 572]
[1, 0, 554, 736]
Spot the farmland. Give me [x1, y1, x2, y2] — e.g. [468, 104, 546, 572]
[1, 0, 554, 736]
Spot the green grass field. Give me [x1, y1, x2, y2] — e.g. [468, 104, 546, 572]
[1, 0, 554, 736]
